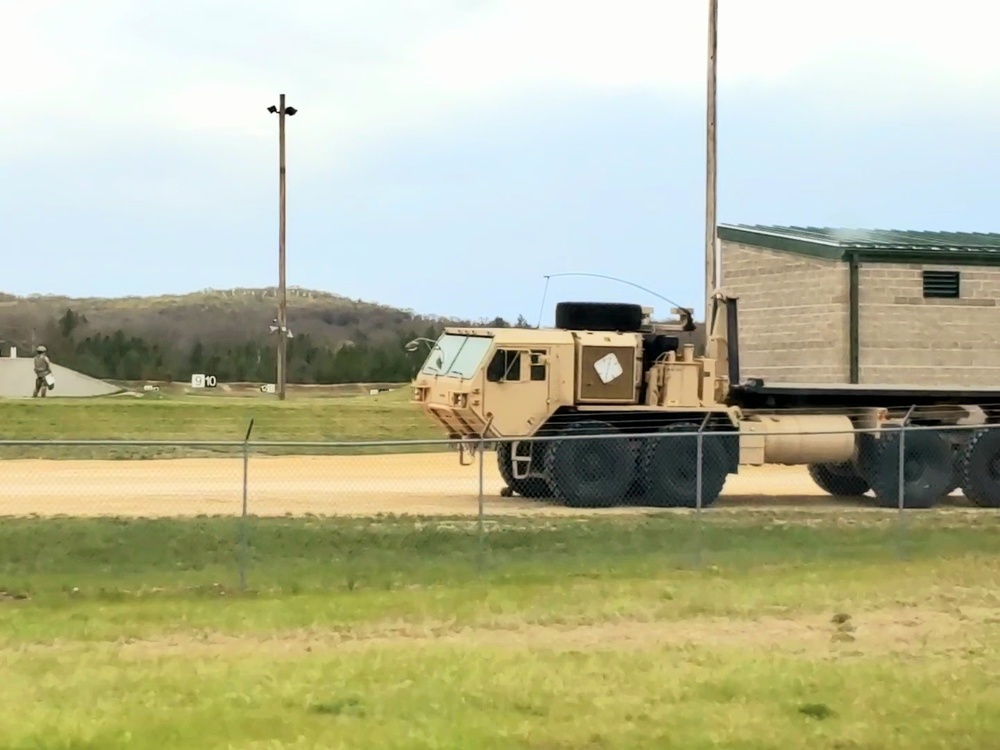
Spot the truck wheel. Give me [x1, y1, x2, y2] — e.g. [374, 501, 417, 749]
[638, 423, 729, 508]
[869, 428, 953, 509]
[807, 462, 870, 497]
[544, 420, 635, 508]
[496, 442, 551, 499]
[957, 428, 1000, 508]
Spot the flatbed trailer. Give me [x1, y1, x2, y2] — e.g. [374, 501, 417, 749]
[729, 381, 1000, 414]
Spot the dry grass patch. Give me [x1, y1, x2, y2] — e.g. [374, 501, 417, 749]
[12, 604, 998, 665]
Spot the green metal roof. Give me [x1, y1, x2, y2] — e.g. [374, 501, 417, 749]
[718, 223, 1000, 265]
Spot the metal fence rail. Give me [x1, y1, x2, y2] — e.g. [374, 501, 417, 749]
[1, 422, 997, 590]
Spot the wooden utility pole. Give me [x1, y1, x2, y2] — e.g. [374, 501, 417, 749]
[277, 93, 288, 401]
[705, 0, 719, 323]
[268, 94, 297, 400]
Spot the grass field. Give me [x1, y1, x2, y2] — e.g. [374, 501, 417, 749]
[3, 388, 1000, 747]
[0, 387, 445, 458]
[1, 511, 999, 749]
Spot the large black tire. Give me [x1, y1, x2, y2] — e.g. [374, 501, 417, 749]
[854, 432, 880, 484]
[496, 442, 552, 499]
[638, 423, 730, 508]
[869, 428, 954, 509]
[544, 420, 636, 508]
[554, 302, 645, 332]
[938, 427, 968, 498]
[807, 462, 871, 497]
[957, 428, 1000, 508]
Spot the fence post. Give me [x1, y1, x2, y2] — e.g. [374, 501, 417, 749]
[476, 417, 493, 576]
[239, 417, 255, 591]
[695, 413, 712, 568]
[897, 406, 915, 560]
[477, 435, 485, 574]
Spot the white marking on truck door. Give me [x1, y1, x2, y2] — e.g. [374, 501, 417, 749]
[594, 353, 623, 384]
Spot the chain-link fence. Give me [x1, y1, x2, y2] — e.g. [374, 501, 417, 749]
[1, 421, 998, 594]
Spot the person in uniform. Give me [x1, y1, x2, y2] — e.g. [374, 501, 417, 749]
[32, 345, 53, 398]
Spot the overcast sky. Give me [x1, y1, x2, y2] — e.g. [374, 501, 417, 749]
[3, 0, 998, 322]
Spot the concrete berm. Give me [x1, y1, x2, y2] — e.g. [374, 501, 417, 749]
[0, 357, 122, 399]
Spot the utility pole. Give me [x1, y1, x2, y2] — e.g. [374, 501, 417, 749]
[267, 94, 297, 400]
[705, 0, 719, 325]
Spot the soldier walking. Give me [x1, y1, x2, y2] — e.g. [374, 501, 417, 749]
[32, 345, 52, 398]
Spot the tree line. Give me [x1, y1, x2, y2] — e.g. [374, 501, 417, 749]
[14, 308, 533, 384]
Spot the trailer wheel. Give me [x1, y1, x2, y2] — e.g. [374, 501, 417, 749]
[638, 423, 730, 508]
[957, 428, 1000, 508]
[869, 428, 954, 509]
[544, 420, 635, 508]
[807, 462, 870, 497]
[946, 450, 962, 497]
[496, 442, 551, 499]
[942, 429, 972, 498]
[854, 432, 880, 484]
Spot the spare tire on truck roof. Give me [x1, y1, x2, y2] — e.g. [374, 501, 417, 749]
[554, 301, 645, 332]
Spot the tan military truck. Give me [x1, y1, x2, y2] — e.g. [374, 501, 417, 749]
[410, 294, 1000, 510]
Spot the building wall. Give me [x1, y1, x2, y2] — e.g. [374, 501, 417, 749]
[858, 262, 1000, 386]
[719, 240, 849, 383]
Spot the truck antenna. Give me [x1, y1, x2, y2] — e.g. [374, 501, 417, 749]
[535, 272, 695, 330]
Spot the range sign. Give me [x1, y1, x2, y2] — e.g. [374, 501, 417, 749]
[191, 374, 218, 389]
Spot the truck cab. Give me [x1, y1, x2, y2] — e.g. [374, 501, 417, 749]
[410, 326, 576, 441]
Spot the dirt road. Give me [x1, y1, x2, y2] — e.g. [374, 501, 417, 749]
[0, 450, 943, 517]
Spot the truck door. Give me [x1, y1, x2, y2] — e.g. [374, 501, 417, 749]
[482, 346, 552, 437]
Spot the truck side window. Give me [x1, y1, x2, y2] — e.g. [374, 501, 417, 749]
[529, 350, 546, 381]
[487, 350, 522, 382]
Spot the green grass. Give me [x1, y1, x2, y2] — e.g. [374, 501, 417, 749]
[1, 511, 999, 748]
[0, 387, 446, 458]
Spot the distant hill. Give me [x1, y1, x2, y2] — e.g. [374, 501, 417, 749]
[0, 286, 473, 350]
[0, 287, 524, 385]
[0, 288, 704, 386]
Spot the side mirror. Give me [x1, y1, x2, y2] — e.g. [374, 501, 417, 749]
[530, 352, 549, 366]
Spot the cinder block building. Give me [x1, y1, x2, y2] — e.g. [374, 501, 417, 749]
[717, 224, 1000, 387]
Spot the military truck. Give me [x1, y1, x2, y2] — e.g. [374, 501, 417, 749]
[409, 293, 1000, 510]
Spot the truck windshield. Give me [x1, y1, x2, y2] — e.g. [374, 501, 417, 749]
[420, 334, 493, 379]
